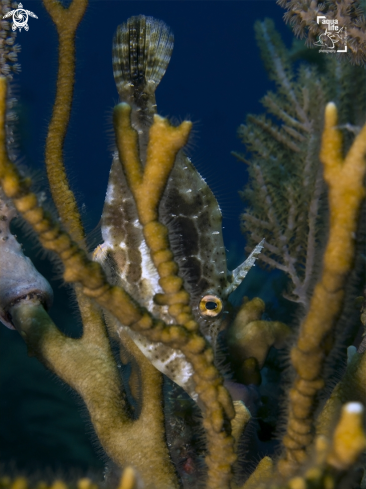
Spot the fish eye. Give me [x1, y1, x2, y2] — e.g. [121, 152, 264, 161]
[199, 295, 223, 317]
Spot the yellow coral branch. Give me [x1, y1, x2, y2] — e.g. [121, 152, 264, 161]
[231, 401, 251, 451]
[227, 297, 291, 370]
[42, 0, 88, 248]
[118, 467, 141, 489]
[240, 456, 273, 489]
[278, 102, 366, 476]
[114, 102, 236, 489]
[326, 402, 366, 471]
[40, 0, 106, 342]
[113, 103, 197, 329]
[226, 297, 290, 385]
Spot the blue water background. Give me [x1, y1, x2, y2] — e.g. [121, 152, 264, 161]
[18, 0, 292, 252]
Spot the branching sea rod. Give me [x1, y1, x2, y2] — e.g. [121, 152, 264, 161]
[0, 1, 366, 488]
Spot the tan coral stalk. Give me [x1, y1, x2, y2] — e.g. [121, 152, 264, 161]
[41, 0, 106, 348]
[279, 102, 366, 476]
[10, 299, 179, 489]
[326, 402, 366, 470]
[113, 102, 236, 489]
[226, 297, 291, 370]
[240, 456, 273, 489]
[42, 0, 88, 247]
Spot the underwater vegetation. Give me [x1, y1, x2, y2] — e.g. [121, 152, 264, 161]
[0, 1, 365, 489]
[278, 0, 366, 65]
[235, 19, 366, 309]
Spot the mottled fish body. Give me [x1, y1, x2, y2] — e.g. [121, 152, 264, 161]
[95, 16, 263, 401]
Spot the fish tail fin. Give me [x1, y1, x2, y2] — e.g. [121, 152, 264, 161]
[112, 15, 174, 102]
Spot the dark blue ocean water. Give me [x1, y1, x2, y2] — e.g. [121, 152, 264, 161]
[18, 0, 292, 249]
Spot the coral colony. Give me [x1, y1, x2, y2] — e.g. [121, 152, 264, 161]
[0, 1, 365, 489]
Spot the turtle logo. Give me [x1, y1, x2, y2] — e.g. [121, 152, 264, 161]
[2, 2, 38, 32]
